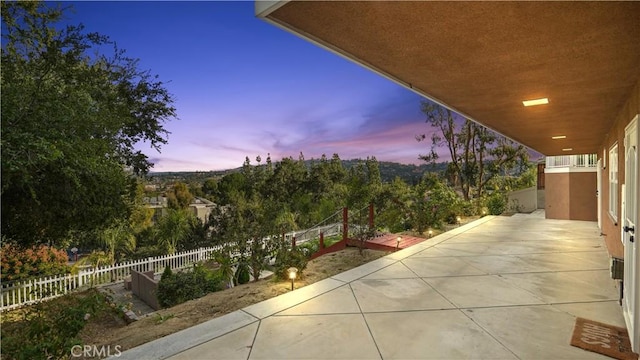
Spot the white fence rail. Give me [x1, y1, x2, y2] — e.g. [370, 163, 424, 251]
[545, 154, 597, 168]
[0, 246, 222, 311]
[1, 222, 347, 311]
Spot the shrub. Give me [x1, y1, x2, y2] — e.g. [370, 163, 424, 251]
[445, 211, 459, 225]
[297, 236, 343, 258]
[487, 192, 507, 215]
[411, 175, 461, 231]
[1, 243, 70, 282]
[161, 265, 173, 280]
[131, 245, 165, 260]
[298, 241, 319, 258]
[458, 200, 479, 216]
[234, 262, 250, 285]
[1, 289, 109, 360]
[156, 263, 225, 308]
[273, 247, 308, 280]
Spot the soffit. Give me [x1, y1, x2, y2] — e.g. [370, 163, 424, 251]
[266, 1, 640, 155]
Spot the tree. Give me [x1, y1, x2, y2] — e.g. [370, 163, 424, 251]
[202, 178, 218, 200]
[376, 177, 412, 233]
[208, 156, 282, 283]
[98, 220, 136, 264]
[414, 174, 460, 231]
[1, 2, 176, 247]
[167, 182, 194, 210]
[215, 172, 247, 205]
[180, 217, 211, 251]
[156, 209, 194, 254]
[345, 157, 382, 209]
[418, 100, 528, 200]
[129, 180, 155, 236]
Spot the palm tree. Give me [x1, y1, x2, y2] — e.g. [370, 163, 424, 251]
[99, 220, 136, 264]
[156, 209, 192, 254]
[72, 250, 112, 287]
[214, 249, 235, 288]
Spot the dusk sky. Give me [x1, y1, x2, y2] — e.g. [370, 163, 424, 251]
[60, 2, 446, 172]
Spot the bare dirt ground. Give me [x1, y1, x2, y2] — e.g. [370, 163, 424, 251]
[79, 247, 389, 353]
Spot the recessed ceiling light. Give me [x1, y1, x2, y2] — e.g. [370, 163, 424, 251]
[562, 148, 573, 151]
[552, 135, 566, 139]
[522, 98, 549, 107]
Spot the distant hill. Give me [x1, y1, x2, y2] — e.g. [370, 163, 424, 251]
[149, 159, 447, 185]
[376, 161, 447, 184]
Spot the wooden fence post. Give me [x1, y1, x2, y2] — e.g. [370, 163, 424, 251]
[342, 207, 348, 241]
[369, 203, 374, 230]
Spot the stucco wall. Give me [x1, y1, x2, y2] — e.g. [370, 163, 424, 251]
[545, 171, 597, 221]
[507, 186, 537, 213]
[131, 270, 160, 310]
[569, 173, 597, 221]
[545, 173, 570, 219]
[537, 189, 545, 209]
[598, 76, 640, 259]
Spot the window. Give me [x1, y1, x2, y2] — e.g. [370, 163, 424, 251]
[608, 143, 618, 221]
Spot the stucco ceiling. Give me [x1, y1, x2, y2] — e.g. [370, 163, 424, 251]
[262, 1, 640, 156]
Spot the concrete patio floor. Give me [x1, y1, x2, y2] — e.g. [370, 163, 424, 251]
[117, 211, 625, 359]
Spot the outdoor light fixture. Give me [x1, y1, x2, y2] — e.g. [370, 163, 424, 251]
[457, 216, 462, 225]
[396, 236, 402, 251]
[288, 267, 298, 291]
[428, 230, 433, 238]
[552, 135, 566, 139]
[562, 148, 573, 151]
[522, 98, 549, 107]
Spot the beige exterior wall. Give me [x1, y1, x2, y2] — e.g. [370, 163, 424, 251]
[189, 204, 212, 223]
[598, 76, 640, 259]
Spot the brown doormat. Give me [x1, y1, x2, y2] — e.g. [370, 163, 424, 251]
[570, 317, 639, 360]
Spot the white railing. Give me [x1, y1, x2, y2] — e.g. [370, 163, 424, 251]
[545, 154, 597, 168]
[0, 246, 222, 311]
[0, 220, 349, 311]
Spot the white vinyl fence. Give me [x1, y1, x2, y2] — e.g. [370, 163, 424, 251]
[0, 246, 221, 311]
[1, 222, 347, 311]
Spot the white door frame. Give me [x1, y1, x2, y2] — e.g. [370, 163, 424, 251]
[622, 114, 639, 351]
[597, 159, 602, 231]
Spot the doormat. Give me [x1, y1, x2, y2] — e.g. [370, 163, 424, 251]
[570, 317, 638, 360]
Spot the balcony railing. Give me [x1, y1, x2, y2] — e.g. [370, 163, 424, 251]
[545, 154, 597, 168]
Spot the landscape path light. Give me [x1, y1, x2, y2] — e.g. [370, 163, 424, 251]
[428, 229, 433, 238]
[288, 267, 298, 291]
[456, 216, 462, 225]
[396, 236, 402, 251]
